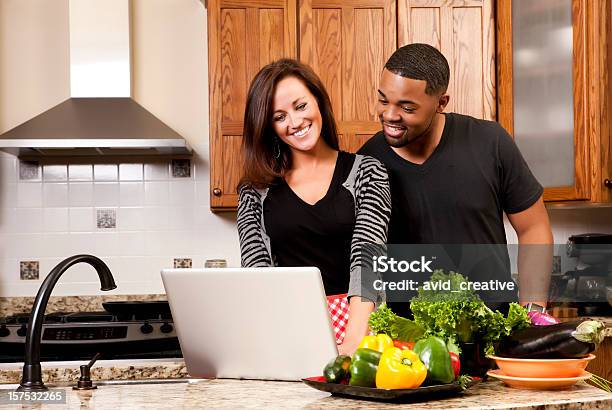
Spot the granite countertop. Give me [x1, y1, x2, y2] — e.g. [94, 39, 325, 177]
[0, 359, 188, 385]
[0, 379, 610, 409]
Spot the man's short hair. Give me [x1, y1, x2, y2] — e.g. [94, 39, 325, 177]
[384, 43, 450, 95]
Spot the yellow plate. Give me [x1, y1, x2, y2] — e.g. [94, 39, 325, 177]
[487, 369, 592, 390]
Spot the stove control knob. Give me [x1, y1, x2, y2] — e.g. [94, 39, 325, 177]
[140, 322, 153, 334]
[160, 323, 173, 334]
[0, 325, 10, 337]
[17, 325, 27, 337]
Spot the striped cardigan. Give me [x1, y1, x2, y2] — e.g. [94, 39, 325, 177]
[237, 154, 392, 303]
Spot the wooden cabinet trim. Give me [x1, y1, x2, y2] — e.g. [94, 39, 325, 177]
[220, 0, 286, 7]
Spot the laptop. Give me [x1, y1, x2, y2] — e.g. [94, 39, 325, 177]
[161, 267, 338, 381]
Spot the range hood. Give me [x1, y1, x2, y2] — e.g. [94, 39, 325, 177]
[0, 0, 191, 157]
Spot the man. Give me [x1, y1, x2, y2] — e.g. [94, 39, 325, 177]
[359, 43, 553, 316]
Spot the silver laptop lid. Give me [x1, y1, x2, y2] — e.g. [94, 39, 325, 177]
[161, 267, 338, 381]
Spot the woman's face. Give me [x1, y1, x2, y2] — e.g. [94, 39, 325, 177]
[271, 76, 323, 153]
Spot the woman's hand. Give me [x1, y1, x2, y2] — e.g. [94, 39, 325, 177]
[337, 335, 362, 356]
[338, 296, 375, 356]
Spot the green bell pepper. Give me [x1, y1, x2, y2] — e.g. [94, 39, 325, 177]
[349, 348, 382, 387]
[413, 336, 455, 384]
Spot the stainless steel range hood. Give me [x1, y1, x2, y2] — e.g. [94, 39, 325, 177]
[0, 0, 191, 157]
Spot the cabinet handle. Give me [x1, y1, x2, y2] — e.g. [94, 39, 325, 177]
[212, 188, 222, 196]
[605, 179, 612, 189]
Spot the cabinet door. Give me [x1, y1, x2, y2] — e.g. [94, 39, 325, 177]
[208, 0, 297, 210]
[398, 0, 496, 121]
[497, 0, 610, 202]
[298, 0, 396, 152]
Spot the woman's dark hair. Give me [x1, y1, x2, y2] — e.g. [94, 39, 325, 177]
[239, 59, 339, 189]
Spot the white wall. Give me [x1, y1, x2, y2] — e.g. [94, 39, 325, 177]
[0, 0, 240, 297]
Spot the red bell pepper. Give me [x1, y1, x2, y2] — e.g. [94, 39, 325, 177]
[393, 340, 415, 350]
[449, 351, 460, 379]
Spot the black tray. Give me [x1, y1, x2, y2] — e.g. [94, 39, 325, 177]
[302, 376, 478, 402]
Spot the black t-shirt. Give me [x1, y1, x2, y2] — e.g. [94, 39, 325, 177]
[358, 113, 543, 315]
[263, 151, 357, 295]
[358, 113, 543, 245]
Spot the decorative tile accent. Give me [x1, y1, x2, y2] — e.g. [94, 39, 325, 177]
[96, 208, 117, 229]
[171, 159, 191, 178]
[20, 261, 40, 280]
[174, 258, 192, 268]
[19, 161, 40, 180]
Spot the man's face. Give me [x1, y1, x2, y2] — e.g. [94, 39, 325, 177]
[376, 69, 447, 147]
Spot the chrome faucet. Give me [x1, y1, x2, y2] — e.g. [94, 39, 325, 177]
[18, 255, 117, 391]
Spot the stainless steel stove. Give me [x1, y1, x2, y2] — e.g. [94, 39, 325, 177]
[0, 306, 182, 362]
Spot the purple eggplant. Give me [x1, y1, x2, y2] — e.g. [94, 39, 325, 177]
[497, 320, 605, 359]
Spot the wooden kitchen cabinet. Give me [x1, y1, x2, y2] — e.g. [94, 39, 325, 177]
[497, 0, 612, 203]
[298, 0, 396, 152]
[398, 0, 496, 121]
[208, 0, 496, 210]
[208, 0, 297, 210]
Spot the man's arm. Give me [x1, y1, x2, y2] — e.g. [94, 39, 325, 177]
[507, 196, 553, 308]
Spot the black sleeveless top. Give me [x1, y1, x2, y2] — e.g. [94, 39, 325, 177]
[263, 151, 357, 295]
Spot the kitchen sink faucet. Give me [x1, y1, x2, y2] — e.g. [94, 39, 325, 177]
[18, 254, 117, 391]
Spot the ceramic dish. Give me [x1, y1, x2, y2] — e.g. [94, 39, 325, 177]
[487, 369, 591, 390]
[302, 376, 479, 402]
[488, 354, 595, 378]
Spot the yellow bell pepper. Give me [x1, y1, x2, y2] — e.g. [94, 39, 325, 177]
[358, 334, 394, 353]
[375, 347, 427, 389]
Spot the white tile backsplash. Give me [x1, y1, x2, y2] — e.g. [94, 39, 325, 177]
[144, 162, 169, 181]
[69, 207, 94, 232]
[119, 182, 145, 206]
[144, 207, 169, 230]
[68, 183, 94, 207]
[169, 180, 195, 205]
[43, 208, 69, 232]
[0, 183, 17, 209]
[93, 164, 118, 181]
[119, 163, 144, 181]
[0, 207, 17, 233]
[42, 165, 68, 181]
[93, 183, 120, 207]
[117, 207, 146, 231]
[17, 183, 43, 207]
[0, 156, 17, 182]
[43, 183, 69, 207]
[15, 208, 43, 233]
[68, 164, 93, 181]
[167, 206, 194, 230]
[144, 181, 169, 206]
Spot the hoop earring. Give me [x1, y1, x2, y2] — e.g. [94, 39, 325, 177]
[273, 137, 281, 159]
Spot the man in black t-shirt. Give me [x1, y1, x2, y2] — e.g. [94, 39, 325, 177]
[358, 44, 553, 316]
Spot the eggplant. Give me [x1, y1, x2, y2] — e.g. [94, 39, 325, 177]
[497, 320, 605, 359]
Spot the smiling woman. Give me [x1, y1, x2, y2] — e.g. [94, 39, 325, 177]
[236, 59, 392, 356]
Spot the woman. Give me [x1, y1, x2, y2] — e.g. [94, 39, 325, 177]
[237, 59, 391, 355]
